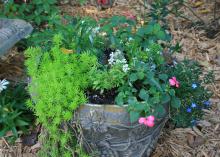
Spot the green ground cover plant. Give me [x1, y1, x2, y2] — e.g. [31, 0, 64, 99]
[25, 34, 97, 157]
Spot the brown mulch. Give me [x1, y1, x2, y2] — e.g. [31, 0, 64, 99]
[1, 0, 220, 157]
[0, 48, 27, 84]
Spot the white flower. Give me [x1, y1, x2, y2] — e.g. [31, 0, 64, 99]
[2, 0, 9, 3]
[121, 58, 127, 64]
[146, 48, 150, 52]
[108, 57, 115, 65]
[100, 32, 107, 36]
[109, 52, 114, 58]
[128, 37, 133, 41]
[92, 27, 100, 34]
[116, 58, 127, 64]
[108, 52, 115, 65]
[0, 79, 9, 92]
[122, 64, 130, 73]
[115, 49, 122, 56]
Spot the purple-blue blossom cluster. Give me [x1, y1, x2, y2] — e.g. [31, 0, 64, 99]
[185, 83, 212, 126]
[186, 83, 211, 113]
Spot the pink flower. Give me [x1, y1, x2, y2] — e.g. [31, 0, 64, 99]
[139, 115, 155, 128]
[147, 115, 155, 122]
[144, 120, 155, 127]
[169, 77, 180, 88]
[145, 115, 155, 127]
[138, 117, 147, 124]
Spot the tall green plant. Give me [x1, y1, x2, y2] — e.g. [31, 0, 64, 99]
[25, 34, 98, 157]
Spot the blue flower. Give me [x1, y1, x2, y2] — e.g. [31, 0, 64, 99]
[191, 103, 197, 108]
[186, 108, 192, 113]
[192, 83, 197, 89]
[204, 101, 211, 107]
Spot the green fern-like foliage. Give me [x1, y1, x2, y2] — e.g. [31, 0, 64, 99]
[25, 34, 97, 157]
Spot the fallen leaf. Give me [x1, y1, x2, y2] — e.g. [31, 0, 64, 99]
[187, 133, 205, 148]
[193, 1, 204, 8]
[187, 133, 195, 147]
[193, 136, 205, 147]
[198, 9, 211, 14]
[60, 48, 74, 54]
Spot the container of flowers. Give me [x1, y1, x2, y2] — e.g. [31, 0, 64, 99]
[25, 16, 214, 157]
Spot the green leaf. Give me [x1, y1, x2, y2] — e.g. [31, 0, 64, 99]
[169, 89, 175, 96]
[0, 128, 8, 137]
[161, 94, 170, 103]
[148, 76, 162, 91]
[137, 72, 145, 80]
[153, 24, 161, 33]
[159, 74, 168, 81]
[15, 119, 29, 126]
[115, 92, 124, 106]
[129, 73, 138, 82]
[171, 97, 181, 108]
[12, 127, 18, 138]
[155, 104, 166, 118]
[156, 31, 166, 40]
[145, 24, 154, 34]
[130, 111, 140, 123]
[139, 89, 149, 101]
[135, 102, 147, 111]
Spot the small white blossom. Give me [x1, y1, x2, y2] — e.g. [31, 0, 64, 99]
[109, 52, 114, 58]
[81, 20, 85, 24]
[2, 0, 9, 3]
[108, 57, 115, 65]
[145, 48, 150, 52]
[92, 27, 100, 34]
[100, 32, 107, 36]
[122, 64, 130, 73]
[115, 49, 122, 56]
[121, 58, 127, 64]
[0, 79, 9, 93]
[128, 37, 133, 41]
[108, 52, 115, 65]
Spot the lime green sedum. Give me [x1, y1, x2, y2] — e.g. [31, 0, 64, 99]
[25, 34, 97, 157]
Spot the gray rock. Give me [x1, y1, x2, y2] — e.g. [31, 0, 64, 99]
[0, 18, 33, 56]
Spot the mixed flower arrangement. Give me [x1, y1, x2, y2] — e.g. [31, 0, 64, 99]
[25, 16, 214, 156]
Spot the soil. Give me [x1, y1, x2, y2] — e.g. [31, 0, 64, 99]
[86, 88, 117, 104]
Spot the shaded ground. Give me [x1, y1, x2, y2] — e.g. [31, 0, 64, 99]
[0, 0, 220, 156]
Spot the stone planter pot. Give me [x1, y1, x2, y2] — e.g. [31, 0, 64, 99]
[76, 103, 168, 157]
[0, 18, 33, 56]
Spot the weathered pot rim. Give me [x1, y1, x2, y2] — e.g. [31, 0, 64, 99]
[79, 103, 169, 119]
[84, 103, 128, 107]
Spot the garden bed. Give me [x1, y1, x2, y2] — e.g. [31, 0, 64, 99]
[0, 0, 220, 157]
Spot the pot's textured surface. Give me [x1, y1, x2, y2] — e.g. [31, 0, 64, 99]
[0, 18, 33, 56]
[76, 104, 168, 157]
